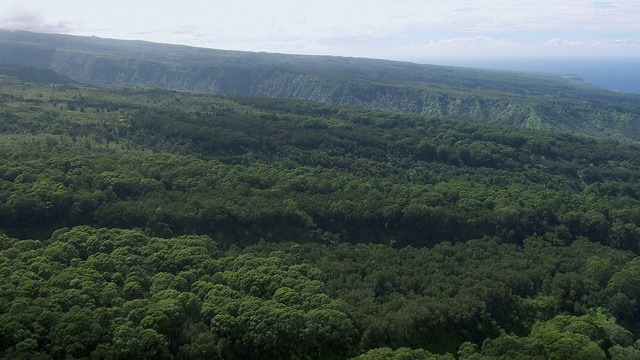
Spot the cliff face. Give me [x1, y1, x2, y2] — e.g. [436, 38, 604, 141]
[0, 30, 609, 96]
[2, 29, 640, 141]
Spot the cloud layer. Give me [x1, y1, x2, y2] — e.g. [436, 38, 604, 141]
[1, 1, 639, 60]
[0, 6, 77, 33]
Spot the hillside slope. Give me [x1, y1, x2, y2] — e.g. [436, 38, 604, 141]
[2, 29, 640, 141]
[0, 63, 76, 84]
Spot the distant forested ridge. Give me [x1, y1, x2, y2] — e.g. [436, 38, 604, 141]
[3, 76, 640, 358]
[1, 29, 640, 142]
[0, 64, 76, 84]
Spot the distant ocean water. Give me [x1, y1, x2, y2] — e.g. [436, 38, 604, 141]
[428, 57, 640, 94]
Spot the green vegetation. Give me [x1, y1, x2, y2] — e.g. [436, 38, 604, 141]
[2, 75, 640, 359]
[2, 30, 640, 142]
[0, 64, 76, 84]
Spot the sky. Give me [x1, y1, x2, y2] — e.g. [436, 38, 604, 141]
[1, 1, 640, 62]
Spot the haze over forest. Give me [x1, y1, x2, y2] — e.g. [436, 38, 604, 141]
[2, 1, 639, 93]
[426, 57, 640, 94]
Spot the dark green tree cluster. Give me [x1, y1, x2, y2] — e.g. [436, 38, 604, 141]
[2, 82, 640, 252]
[0, 227, 359, 359]
[3, 78, 640, 358]
[3, 229, 640, 358]
[458, 312, 640, 360]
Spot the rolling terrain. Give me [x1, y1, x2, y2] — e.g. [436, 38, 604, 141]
[3, 29, 640, 359]
[2, 29, 640, 141]
[2, 73, 640, 358]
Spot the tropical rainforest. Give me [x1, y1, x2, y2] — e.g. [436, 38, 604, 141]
[2, 32, 640, 359]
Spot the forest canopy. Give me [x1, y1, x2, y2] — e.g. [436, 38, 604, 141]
[2, 77, 640, 358]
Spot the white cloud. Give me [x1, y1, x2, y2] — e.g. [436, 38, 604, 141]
[613, 38, 640, 47]
[420, 36, 513, 48]
[546, 37, 587, 47]
[188, 38, 337, 56]
[2, 1, 640, 59]
[592, 1, 616, 9]
[0, 5, 78, 33]
[546, 37, 640, 48]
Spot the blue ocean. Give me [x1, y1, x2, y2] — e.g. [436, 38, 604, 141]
[430, 57, 640, 94]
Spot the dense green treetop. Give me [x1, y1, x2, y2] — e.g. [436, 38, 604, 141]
[2, 78, 640, 250]
[2, 77, 640, 358]
[2, 227, 640, 358]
